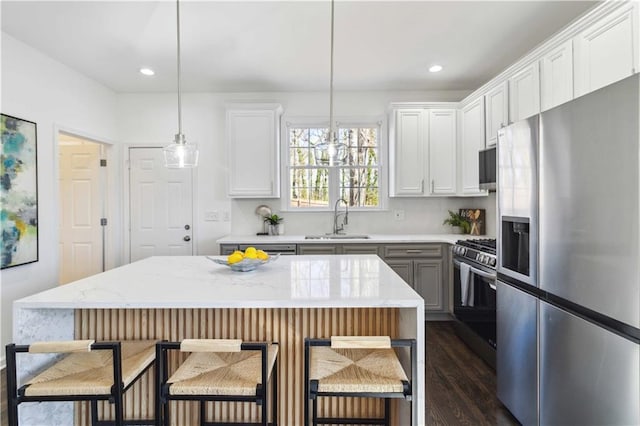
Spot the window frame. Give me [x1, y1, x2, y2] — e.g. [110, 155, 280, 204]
[280, 116, 387, 212]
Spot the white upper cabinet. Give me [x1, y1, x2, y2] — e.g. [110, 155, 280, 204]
[485, 82, 509, 147]
[459, 97, 487, 195]
[428, 109, 457, 195]
[226, 103, 282, 198]
[389, 108, 427, 196]
[574, 2, 639, 97]
[540, 40, 574, 111]
[509, 63, 541, 122]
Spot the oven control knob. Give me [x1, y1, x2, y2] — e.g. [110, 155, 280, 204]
[490, 258, 496, 267]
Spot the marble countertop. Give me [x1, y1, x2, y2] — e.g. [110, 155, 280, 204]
[217, 233, 480, 245]
[15, 255, 423, 310]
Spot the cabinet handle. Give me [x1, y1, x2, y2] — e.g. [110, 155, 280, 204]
[406, 249, 423, 254]
[421, 179, 424, 193]
[431, 179, 435, 193]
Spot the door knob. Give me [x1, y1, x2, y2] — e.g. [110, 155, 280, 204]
[183, 236, 191, 242]
[184, 224, 190, 230]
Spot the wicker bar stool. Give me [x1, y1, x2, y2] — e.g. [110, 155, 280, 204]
[304, 336, 416, 426]
[156, 339, 278, 426]
[5, 339, 157, 426]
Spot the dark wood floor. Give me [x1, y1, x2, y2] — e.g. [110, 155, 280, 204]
[0, 322, 516, 425]
[426, 322, 518, 426]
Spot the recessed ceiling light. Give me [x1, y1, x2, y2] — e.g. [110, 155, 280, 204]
[429, 65, 443, 73]
[139, 68, 155, 76]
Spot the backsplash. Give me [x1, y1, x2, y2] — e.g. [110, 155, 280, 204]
[231, 194, 496, 237]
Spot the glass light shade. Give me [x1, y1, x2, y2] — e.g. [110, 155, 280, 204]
[314, 132, 348, 166]
[163, 134, 199, 168]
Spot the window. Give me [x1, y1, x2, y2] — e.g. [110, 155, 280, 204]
[287, 123, 381, 209]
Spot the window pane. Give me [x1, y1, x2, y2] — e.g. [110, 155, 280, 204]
[309, 128, 329, 166]
[290, 147, 310, 166]
[290, 167, 329, 208]
[339, 168, 379, 207]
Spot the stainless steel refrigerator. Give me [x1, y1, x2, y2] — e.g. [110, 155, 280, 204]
[497, 74, 640, 425]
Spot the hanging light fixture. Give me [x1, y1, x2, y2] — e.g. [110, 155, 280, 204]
[163, 0, 199, 168]
[314, 0, 348, 166]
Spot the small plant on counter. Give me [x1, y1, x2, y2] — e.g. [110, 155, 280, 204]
[443, 210, 471, 234]
[263, 214, 284, 225]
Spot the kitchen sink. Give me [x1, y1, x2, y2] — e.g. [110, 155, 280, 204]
[305, 234, 370, 240]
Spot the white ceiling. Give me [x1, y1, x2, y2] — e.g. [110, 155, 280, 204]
[1, 1, 598, 93]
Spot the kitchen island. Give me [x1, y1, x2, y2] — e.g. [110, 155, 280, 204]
[13, 255, 424, 425]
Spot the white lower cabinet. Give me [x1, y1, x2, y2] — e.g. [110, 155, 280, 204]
[574, 2, 638, 97]
[226, 103, 282, 198]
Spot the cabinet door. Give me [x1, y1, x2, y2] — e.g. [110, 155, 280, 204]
[226, 104, 282, 198]
[485, 82, 509, 147]
[540, 40, 574, 111]
[385, 259, 413, 286]
[297, 244, 338, 255]
[414, 259, 444, 311]
[509, 63, 540, 122]
[220, 244, 239, 255]
[342, 245, 380, 256]
[574, 3, 638, 97]
[460, 98, 487, 195]
[389, 109, 427, 196]
[428, 109, 457, 195]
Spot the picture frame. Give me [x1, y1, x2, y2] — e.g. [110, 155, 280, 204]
[1, 113, 39, 269]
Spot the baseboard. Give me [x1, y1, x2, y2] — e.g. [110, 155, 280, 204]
[425, 312, 454, 321]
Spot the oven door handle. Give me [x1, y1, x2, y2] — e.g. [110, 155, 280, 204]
[453, 260, 497, 281]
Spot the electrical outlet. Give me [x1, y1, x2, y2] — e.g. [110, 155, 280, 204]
[394, 210, 405, 221]
[204, 210, 219, 221]
[223, 210, 230, 222]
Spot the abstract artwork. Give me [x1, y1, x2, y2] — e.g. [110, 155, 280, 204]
[1, 114, 38, 269]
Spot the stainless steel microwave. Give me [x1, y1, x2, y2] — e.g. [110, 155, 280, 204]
[479, 146, 496, 191]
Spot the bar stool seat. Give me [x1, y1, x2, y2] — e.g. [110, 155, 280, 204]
[167, 344, 278, 396]
[5, 339, 157, 426]
[156, 339, 279, 426]
[304, 336, 416, 426]
[24, 340, 156, 397]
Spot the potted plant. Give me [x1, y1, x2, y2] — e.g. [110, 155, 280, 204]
[443, 210, 470, 234]
[264, 214, 285, 235]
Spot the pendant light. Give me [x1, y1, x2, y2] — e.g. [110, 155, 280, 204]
[314, 0, 348, 166]
[163, 0, 199, 168]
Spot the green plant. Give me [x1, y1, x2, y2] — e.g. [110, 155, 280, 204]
[443, 210, 470, 234]
[263, 214, 284, 225]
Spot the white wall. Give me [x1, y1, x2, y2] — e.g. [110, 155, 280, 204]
[0, 33, 119, 366]
[118, 88, 496, 254]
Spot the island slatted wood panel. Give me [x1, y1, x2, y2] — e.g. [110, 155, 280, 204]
[74, 307, 400, 425]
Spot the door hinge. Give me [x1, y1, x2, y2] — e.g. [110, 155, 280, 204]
[100, 159, 107, 167]
[100, 218, 108, 226]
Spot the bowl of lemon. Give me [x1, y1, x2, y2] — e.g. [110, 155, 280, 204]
[208, 247, 278, 272]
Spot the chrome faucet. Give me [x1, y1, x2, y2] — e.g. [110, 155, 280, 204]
[333, 198, 349, 234]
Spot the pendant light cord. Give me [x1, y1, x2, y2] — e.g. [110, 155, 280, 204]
[328, 0, 334, 139]
[176, 0, 183, 137]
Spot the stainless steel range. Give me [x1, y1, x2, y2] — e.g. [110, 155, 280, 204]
[451, 238, 497, 368]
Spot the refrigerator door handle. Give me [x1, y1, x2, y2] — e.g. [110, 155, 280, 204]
[453, 260, 497, 280]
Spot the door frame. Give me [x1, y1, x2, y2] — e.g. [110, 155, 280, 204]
[54, 124, 117, 275]
[122, 145, 198, 263]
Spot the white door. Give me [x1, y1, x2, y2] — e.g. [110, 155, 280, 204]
[129, 147, 193, 262]
[58, 140, 104, 284]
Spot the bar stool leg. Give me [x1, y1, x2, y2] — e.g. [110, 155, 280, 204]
[90, 400, 99, 426]
[6, 344, 18, 426]
[200, 401, 206, 426]
[384, 398, 390, 426]
[272, 360, 278, 426]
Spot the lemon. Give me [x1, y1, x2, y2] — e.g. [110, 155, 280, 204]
[256, 250, 269, 260]
[244, 246, 258, 259]
[232, 250, 244, 258]
[227, 253, 244, 264]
